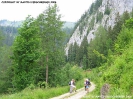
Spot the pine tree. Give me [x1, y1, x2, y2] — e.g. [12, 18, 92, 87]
[68, 44, 73, 62]
[131, 8, 133, 18]
[36, 4, 65, 86]
[112, 12, 123, 42]
[0, 30, 3, 47]
[12, 16, 40, 90]
[88, 26, 108, 68]
[122, 11, 130, 24]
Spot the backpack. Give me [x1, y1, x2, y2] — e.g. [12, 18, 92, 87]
[86, 81, 91, 85]
[88, 81, 91, 85]
[69, 81, 71, 85]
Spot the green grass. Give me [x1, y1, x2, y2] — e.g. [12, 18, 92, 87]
[2, 40, 133, 99]
[82, 41, 133, 99]
[0, 86, 69, 99]
[0, 78, 85, 99]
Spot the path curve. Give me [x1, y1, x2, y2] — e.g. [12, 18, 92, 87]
[51, 82, 95, 99]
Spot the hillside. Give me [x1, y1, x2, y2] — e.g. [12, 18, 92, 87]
[65, 0, 133, 55]
[0, 20, 74, 46]
[0, 20, 22, 27]
[0, 19, 75, 28]
[63, 22, 75, 28]
[64, 0, 133, 96]
[84, 26, 133, 98]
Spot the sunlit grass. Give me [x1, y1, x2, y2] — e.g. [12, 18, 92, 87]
[0, 86, 69, 99]
[0, 78, 86, 99]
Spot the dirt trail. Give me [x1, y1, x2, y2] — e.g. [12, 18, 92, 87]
[51, 82, 95, 99]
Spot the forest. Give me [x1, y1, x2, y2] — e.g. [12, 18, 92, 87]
[0, 4, 82, 94]
[0, 0, 133, 98]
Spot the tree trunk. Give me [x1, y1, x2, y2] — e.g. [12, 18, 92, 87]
[46, 55, 48, 87]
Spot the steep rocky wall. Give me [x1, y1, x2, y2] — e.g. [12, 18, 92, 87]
[65, 0, 133, 55]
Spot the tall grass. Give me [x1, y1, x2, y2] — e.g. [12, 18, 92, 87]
[0, 86, 69, 99]
[0, 77, 86, 99]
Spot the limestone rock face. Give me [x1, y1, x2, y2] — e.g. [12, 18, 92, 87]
[65, 0, 133, 55]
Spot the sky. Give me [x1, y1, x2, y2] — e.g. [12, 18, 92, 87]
[0, 0, 93, 22]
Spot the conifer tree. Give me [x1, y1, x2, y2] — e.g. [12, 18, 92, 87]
[36, 4, 65, 86]
[12, 16, 40, 90]
[88, 26, 108, 68]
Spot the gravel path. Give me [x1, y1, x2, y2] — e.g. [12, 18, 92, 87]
[51, 82, 95, 99]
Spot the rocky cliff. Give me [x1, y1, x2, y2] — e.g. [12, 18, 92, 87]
[65, 0, 133, 55]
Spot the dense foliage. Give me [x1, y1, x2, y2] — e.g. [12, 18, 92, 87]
[84, 18, 133, 98]
[67, 10, 131, 70]
[12, 16, 40, 90]
[0, 1, 133, 98]
[0, 4, 83, 93]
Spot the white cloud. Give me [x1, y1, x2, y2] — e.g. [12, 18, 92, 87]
[0, 0, 93, 22]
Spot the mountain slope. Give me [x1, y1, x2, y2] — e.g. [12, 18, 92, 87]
[65, 0, 133, 55]
[63, 22, 75, 28]
[0, 20, 74, 46]
[0, 20, 75, 28]
[0, 19, 22, 27]
[85, 26, 133, 97]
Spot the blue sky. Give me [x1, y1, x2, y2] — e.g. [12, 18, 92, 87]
[0, 0, 93, 22]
